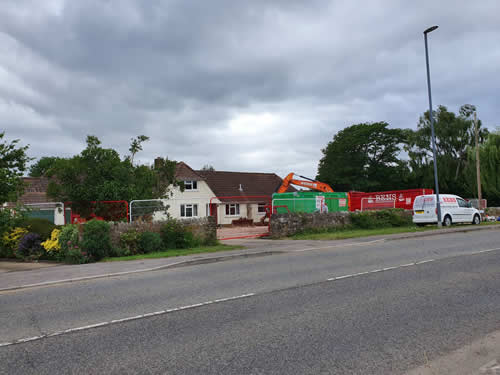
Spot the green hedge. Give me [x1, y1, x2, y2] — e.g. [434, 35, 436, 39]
[81, 220, 111, 261]
[350, 209, 412, 229]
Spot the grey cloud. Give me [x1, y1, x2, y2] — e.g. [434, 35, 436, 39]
[0, 0, 499, 179]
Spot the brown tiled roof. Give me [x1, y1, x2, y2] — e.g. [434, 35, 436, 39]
[175, 162, 204, 181]
[195, 170, 295, 202]
[5, 177, 56, 207]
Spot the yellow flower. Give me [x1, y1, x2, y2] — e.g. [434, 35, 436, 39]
[2, 227, 28, 251]
[41, 229, 61, 252]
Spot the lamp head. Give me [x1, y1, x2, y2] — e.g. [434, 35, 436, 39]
[424, 25, 439, 34]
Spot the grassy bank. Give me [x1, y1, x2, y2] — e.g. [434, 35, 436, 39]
[101, 244, 245, 262]
[290, 221, 499, 241]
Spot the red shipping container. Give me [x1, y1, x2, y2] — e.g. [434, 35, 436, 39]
[348, 189, 434, 211]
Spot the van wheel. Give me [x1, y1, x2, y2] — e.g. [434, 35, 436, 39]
[472, 214, 481, 225]
[443, 215, 452, 227]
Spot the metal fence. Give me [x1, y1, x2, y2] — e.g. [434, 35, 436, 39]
[129, 198, 213, 222]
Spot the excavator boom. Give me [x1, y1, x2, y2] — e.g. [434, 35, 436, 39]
[277, 173, 334, 193]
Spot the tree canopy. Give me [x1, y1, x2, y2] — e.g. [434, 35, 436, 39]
[465, 129, 500, 206]
[405, 104, 488, 196]
[316, 122, 410, 192]
[0, 132, 31, 205]
[46, 135, 178, 217]
[29, 156, 63, 177]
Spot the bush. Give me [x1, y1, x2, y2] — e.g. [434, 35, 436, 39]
[1, 227, 29, 258]
[161, 220, 188, 249]
[59, 225, 80, 254]
[40, 228, 62, 260]
[109, 247, 131, 258]
[81, 220, 111, 261]
[0, 208, 28, 258]
[350, 209, 412, 229]
[120, 229, 141, 254]
[21, 218, 57, 241]
[17, 232, 43, 260]
[160, 220, 202, 249]
[138, 232, 164, 254]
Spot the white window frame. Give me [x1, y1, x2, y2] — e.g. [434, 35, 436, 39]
[225, 203, 240, 216]
[180, 204, 198, 218]
[184, 180, 198, 191]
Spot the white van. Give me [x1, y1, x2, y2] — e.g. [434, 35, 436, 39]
[412, 194, 481, 226]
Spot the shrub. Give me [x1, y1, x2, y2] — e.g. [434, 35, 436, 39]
[350, 209, 412, 229]
[81, 220, 111, 261]
[161, 220, 192, 249]
[2, 227, 29, 258]
[109, 247, 130, 258]
[17, 232, 43, 260]
[120, 229, 141, 254]
[41, 229, 61, 253]
[59, 225, 80, 255]
[21, 218, 57, 241]
[138, 232, 164, 254]
[65, 247, 91, 264]
[0, 208, 28, 258]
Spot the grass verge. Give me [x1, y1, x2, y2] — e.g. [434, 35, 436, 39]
[101, 244, 245, 262]
[290, 221, 499, 240]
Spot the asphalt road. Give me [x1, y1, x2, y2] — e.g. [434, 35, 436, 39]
[1, 230, 500, 374]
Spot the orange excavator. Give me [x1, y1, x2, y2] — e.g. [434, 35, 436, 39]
[259, 173, 335, 224]
[277, 173, 334, 193]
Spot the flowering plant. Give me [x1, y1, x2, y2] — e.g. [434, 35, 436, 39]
[41, 229, 61, 252]
[17, 232, 42, 260]
[2, 227, 28, 253]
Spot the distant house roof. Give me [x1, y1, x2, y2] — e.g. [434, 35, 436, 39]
[195, 170, 295, 201]
[175, 161, 204, 181]
[5, 177, 55, 207]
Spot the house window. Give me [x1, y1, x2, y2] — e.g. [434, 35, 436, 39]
[181, 204, 198, 217]
[184, 180, 198, 190]
[225, 203, 240, 216]
[258, 203, 267, 214]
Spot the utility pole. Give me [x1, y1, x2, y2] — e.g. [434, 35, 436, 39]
[423, 25, 442, 227]
[474, 111, 482, 212]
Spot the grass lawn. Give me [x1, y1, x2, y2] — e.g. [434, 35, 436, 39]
[101, 244, 245, 262]
[290, 221, 499, 241]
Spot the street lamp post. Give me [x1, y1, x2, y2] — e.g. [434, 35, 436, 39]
[423, 25, 442, 228]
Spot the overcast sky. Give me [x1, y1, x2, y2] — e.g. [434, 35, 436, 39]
[1, 0, 499, 178]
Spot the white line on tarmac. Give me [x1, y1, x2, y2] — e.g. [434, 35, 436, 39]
[0, 293, 255, 348]
[291, 239, 386, 252]
[2, 246, 500, 348]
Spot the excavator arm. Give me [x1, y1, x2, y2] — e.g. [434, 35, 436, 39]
[277, 173, 334, 193]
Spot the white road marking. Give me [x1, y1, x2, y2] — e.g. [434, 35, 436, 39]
[2, 246, 500, 348]
[0, 293, 255, 348]
[291, 239, 386, 252]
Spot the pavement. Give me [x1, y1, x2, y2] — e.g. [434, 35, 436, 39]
[1, 234, 500, 374]
[1, 223, 499, 292]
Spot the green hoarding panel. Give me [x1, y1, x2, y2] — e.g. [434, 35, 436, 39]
[272, 192, 349, 214]
[27, 210, 55, 223]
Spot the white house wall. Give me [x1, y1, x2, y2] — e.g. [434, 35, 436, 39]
[153, 180, 218, 221]
[151, 180, 268, 225]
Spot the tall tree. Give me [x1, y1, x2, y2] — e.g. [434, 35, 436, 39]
[316, 122, 410, 192]
[406, 105, 488, 196]
[46, 135, 178, 218]
[29, 156, 63, 177]
[465, 129, 500, 206]
[128, 135, 149, 164]
[0, 132, 31, 204]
